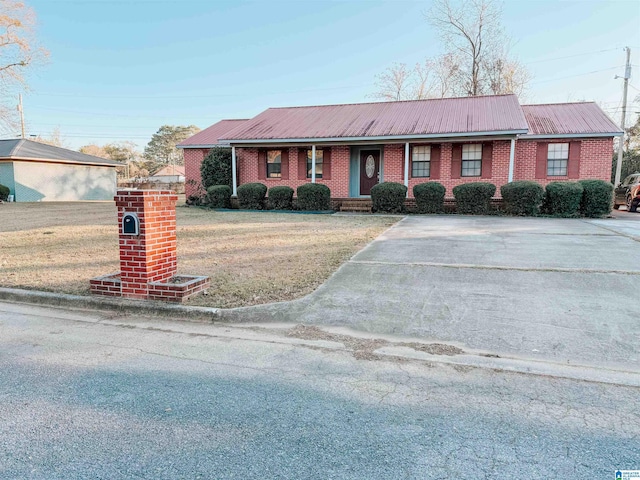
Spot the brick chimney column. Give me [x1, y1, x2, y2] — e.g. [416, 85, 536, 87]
[114, 190, 178, 299]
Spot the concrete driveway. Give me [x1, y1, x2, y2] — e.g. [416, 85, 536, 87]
[242, 212, 640, 372]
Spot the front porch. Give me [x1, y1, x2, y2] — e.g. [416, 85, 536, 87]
[230, 139, 518, 200]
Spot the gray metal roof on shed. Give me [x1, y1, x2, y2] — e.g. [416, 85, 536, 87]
[521, 102, 623, 137]
[0, 139, 120, 166]
[220, 94, 529, 143]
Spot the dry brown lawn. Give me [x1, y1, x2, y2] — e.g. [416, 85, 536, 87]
[0, 202, 397, 308]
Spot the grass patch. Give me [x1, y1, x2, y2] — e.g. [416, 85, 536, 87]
[0, 202, 396, 308]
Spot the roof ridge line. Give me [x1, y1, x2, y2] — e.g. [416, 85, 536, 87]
[267, 94, 518, 110]
[523, 101, 596, 107]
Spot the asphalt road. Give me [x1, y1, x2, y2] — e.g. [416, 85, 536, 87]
[1, 302, 638, 479]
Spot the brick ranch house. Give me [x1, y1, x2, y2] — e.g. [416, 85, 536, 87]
[178, 95, 622, 205]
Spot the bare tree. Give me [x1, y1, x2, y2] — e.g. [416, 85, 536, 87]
[372, 63, 413, 101]
[371, 0, 529, 101]
[34, 126, 68, 148]
[0, 1, 48, 132]
[373, 55, 460, 101]
[428, 0, 528, 97]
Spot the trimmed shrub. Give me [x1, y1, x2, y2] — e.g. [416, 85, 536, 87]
[200, 147, 233, 189]
[268, 186, 294, 210]
[297, 183, 331, 211]
[452, 182, 496, 215]
[579, 179, 613, 218]
[237, 182, 267, 209]
[371, 182, 407, 213]
[413, 182, 445, 214]
[206, 185, 232, 208]
[544, 182, 583, 217]
[0, 184, 9, 201]
[500, 181, 545, 216]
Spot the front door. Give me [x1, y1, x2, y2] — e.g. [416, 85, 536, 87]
[359, 150, 380, 195]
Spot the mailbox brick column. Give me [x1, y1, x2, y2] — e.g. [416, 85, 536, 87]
[115, 190, 178, 299]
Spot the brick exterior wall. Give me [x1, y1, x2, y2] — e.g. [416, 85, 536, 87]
[184, 148, 209, 199]
[238, 146, 351, 197]
[182, 137, 613, 200]
[515, 138, 613, 188]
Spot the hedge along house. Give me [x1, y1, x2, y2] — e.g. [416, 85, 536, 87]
[178, 95, 622, 204]
[0, 139, 119, 202]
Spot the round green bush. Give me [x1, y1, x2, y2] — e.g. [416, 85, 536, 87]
[297, 183, 331, 211]
[544, 182, 583, 217]
[200, 147, 233, 189]
[452, 182, 496, 215]
[206, 185, 231, 208]
[268, 186, 294, 210]
[413, 182, 445, 214]
[0, 184, 9, 201]
[579, 179, 613, 218]
[500, 181, 545, 216]
[237, 182, 267, 209]
[371, 182, 407, 213]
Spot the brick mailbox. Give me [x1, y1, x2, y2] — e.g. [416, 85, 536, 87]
[90, 190, 209, 302]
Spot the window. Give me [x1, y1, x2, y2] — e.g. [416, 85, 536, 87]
[461, 144, 482, 177]
[266, 150, 281, 178]
[412, 146, 431, 177]
[306, 149, 323, 179]
[547, 143, 568, 176]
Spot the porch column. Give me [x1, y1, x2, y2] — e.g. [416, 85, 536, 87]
[231, 146, 238, 197]
[508, 138, 515, 183]
[311, 145, 316, 183]
[404, 142, 410, 197]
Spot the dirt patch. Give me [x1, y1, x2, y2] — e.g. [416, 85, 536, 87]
[285, 325, 465, 360]
[397, 342, 464, 356]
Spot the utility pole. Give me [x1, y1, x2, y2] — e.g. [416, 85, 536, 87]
[613, 47, 631, 187]
[17, 94, 25, 139]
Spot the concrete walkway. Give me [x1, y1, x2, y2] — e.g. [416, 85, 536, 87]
[238, 213, 640, 372]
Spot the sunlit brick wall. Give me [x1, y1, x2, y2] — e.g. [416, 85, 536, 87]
[183, 148, 209, 199]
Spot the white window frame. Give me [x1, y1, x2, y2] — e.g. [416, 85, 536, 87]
[266, 150, 282, 178]
[411, 145, 431, 178]
[547, 143, 569, 177]
[461, 144, 482, 177]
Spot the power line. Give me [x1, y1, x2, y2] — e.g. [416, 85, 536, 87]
[530, 65, 625, 85]
[524, 47, 623, 65]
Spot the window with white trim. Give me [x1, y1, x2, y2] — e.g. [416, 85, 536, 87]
[266, 150, 282, 178]
[306, 149, 323, 179]
[461, 144, 482, 177]
[411, 146, 431, 177]
[547, 143, 568, 176]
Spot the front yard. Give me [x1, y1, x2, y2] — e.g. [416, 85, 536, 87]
[0, 202, 396, 308]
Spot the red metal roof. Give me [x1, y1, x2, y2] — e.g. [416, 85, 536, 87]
[221, 95, 528, 142]
[177, 119, 249, 147]
[522, 102, 622, 136]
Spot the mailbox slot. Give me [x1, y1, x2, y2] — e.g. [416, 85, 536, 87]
[122, 212, 140, 235]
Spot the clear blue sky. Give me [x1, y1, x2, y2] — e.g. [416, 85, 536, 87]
[13, 0, 640, 150]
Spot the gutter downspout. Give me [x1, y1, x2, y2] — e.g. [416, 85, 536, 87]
[311, 145, 316, 183]
[231, 146, 238, 197]
[508, 138, 516, 183]
[404, 142, 410, 197]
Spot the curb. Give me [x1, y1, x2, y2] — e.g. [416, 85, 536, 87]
[0, 287, 221, 322]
